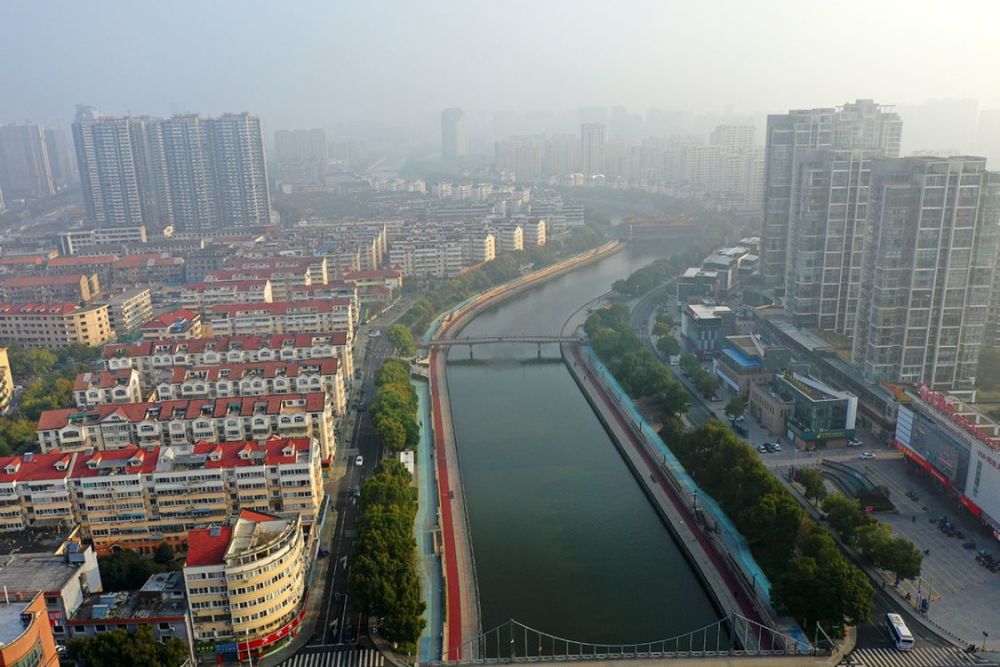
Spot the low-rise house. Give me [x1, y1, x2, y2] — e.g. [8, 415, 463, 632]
[72, 369, 143, 407]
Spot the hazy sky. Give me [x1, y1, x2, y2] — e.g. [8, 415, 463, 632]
[2, 0, 999, 133]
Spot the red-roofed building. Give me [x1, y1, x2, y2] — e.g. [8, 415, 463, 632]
[141, 308, 202, 341]
[183, 510, 308, 658]
[104, 331, 353, 383]
[181, 280, 272, 313]
[72, 368, 142, 407]
[208, 299, 353, 337]
[225, 255, 328, 285]
[111, 253, 186, 288]
[0, 302, 113, 348]
[0, 272, 99, 304]
[37, 393, 335, 460]
[0, 437, 324, 554]
[153, 358, 345, 413]
[206, 267, 310, 301]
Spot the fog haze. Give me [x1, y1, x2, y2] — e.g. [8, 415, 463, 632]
[2, 0, 999, 147]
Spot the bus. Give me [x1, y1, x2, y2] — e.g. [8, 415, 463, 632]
[886, 613, 914, 651]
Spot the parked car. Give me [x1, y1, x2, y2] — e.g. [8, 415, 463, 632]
[847, 438, 863, 447]
[355, 455, 364, 467]
[318, 548, 330, 558]
[859, 452, 876, 460]
[771, 442, 782, 452]
[757, 444, 768, 453]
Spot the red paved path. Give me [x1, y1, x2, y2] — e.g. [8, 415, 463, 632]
[429, 347, 464, 660]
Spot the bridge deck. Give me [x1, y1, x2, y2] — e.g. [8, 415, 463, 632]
[422, 335, 580, 346]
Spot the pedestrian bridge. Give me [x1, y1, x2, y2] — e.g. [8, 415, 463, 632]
[421, 335, 582, 358]
[428, 615, 835, 665]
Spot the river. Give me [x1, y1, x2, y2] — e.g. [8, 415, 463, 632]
[446, 244, 720, 646]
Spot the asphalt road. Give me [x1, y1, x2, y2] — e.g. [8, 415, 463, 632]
[313, 329, 394, 647]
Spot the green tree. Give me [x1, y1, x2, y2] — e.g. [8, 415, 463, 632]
[652, 321, 673, 338]
[656, 334, 680, 357]
[695, 372, 721, 397]
[374, 412, 407, 451]
[153, 542, 175, 565]
[821, 493, 873, 543]
[724, 396, 746, 421]
[794, 467, 828, 502]
[67, 626, 189, 667]
[98, 550, 179, 591]
[387, 324, 416, 357]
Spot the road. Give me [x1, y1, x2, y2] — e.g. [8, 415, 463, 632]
[311, 326, 394, 648]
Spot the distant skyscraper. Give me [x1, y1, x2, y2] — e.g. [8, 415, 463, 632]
[494, 136, 544, 181]
[441, 108, 466, 160]
[710, 125, 755, 152]
[580, 123, 606, 177]
[0, 123, 55, 198]
[208, 113, 271, 228]
[73, 107, 269, 231]
[762, 99, 902, 295]
[162, 114, 218, 232]
[44, 127, 76, 187]
[73, 107, 173, 229]
[273, 128, 328, 186]
[853, 156, 1000, 390]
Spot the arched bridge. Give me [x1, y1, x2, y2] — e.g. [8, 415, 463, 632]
[421, 335, 582, 358]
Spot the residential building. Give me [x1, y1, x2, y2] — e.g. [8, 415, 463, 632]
[181, 280, 273, 313]
[73, 107, 270, 232]
[272, 128, 328, 186]
[71, 438, 323, 554]
[111, 253, 186, 288]
[680, 303, 735, 357]
[761, 99, 902, 289]
[0, 273, 99, 304]
[103, 332, 353, 385]
[207, 300, 352, 338]
[0, 532, 103, 643]
[495, 136, 544, 181]
[73, 369, 143, 407]
[68, 572, 192, 653]
[58, 225, 148, 256]
[0, 348, 12, 415]
[205, 267, 310, 302]
[0, 593, 59, 666]
[44, 126, 75, 187]
[441, 108, 466, 160]
[0, 123, 54, 198]
[140, 308, 202, 340]
[580, 123, 606, 177]
[72, 107, 174, 230]
[853, 156, 1000, 390]
[36, 394, 336, 460]
[103, 288, 153, 335]
[153, 358, 345, 414]
[0, 303, 114, 348]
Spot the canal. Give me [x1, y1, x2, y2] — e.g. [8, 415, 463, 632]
[446, 244, 720, 646]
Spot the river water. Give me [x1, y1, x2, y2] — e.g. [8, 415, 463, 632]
[446, 245, 719, 646]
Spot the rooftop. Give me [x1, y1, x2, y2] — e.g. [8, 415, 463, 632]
[0, 599, 37, 646]
[185, 525, 233, 567]
[71, 586, 186, 624]
[686, 303, 734, 320]
[0, 552, 87, 594]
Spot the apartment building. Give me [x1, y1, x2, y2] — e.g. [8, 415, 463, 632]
[36, 392, 336, 460]
[140, 308, 202, 340]
[0, 273, 99, 304]
[153, 358, 345, 414]
[853, 156, 1000, 390]
[224, 256, 328, 286]
[111, 253, 186, 287]
[45, 255, 118, 285]
[0, 593, 60, 666]
[205, 268, 309, 302]
[73, 369, 143, 407]
[104, 332, 353, 384]
[207, 300, 353, 337]
[58, 225, 147, 256]
[103, 287, 153, 334]
[184, 511, 307, 658]
[181, 280, 273, 313]
[0, 303, 114, 348]
[74, 438, 323, 553]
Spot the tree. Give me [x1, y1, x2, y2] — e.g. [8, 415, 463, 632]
[98, 550, 179, 591]
[854, 524, 922, 579]
[652, 321, 673, 338]
[724, 396, 746, 421]
[695, 372, 721, 397]
[794, 467, 828, 502]
[374, 413, 407, 451]
[821, 493, 873, 543]
[387, 324, 416, 357]
[153, 542, 175, 565]
[67, 626, 189, 667]
[656, 334, 680, 357]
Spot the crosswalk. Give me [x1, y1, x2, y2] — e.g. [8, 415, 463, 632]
[849, 646, 980, 666]
[280, 648, 384, 667]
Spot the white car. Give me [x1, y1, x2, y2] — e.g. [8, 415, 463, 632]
[858, 452, 876, 460]
[847, 438, 863, 447]
[771, 442, 782, 452]
[355, 455, 364, 467]
[367, 330, 382, 338]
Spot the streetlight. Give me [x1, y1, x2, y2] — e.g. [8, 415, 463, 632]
[983, 630, 989, 652]
[693, 488, 699, 511]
